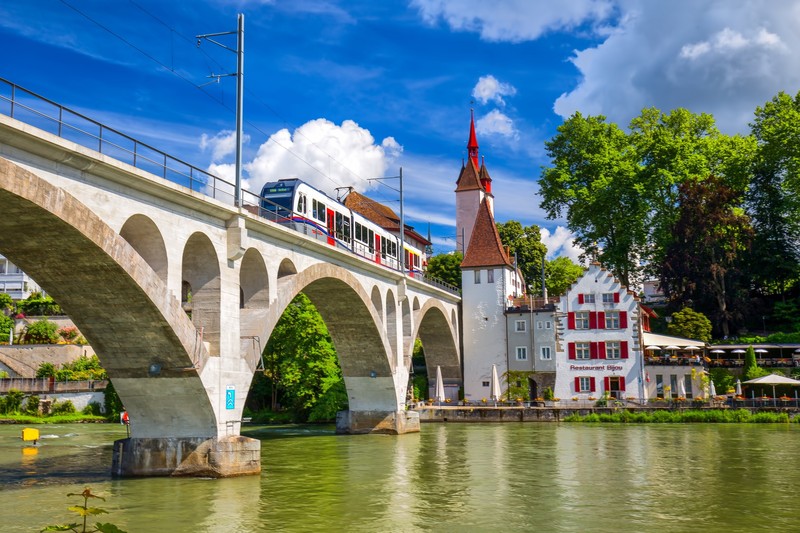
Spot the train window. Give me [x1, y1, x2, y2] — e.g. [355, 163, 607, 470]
[335, 212, 351, 242]
[312, 199, 326, 222]
[296, 193, 307, 214]
[368, 229, 375, 254]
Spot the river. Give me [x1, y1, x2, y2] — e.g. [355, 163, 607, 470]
[1, 422, 797, 532]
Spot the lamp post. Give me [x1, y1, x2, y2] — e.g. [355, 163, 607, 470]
[197, 14, 244, 208]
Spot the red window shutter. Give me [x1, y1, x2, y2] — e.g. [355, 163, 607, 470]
[614, 292, 620, 303]
[621, 341, 629, 359]
[589, 312, 597, 329]
[604, 376, 610, 392]
[590, 342, 597, 359]
[568, 312, 575, 330]
[568, 343, 576, 360]
[597, 312, 605, 330]
[575, 377, 581, 392]
[620, 311, 628, 329]
[578, 294, 584, 304]
[598, 342, 607, 359]
[590, 377, 596, 392]
[620, 376, 626, 391]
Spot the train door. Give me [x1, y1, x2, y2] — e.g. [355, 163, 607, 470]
[375, 234, 382, 264]
[326, 208, 335, 246]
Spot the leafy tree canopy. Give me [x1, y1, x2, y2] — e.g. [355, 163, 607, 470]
[666, 308, 713, 343]
[544, 256, 584, 298]
[426, 251, 463, 290]
[496, 221, 547, 294]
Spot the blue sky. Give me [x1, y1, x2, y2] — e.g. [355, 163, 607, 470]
[3, 1, 800, 260]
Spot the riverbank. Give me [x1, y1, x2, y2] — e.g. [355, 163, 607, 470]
[414, 405, 800, 423]
[0, 413, 108, 424]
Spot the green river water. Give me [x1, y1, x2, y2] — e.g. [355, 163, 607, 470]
[0, 422, 797, 532]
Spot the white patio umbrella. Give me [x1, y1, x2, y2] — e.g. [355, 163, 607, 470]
[743, 373, 800, 400]
[684, 346, 700, 351]
[710, 349, 726, 353]
[645, 346, 661, 351]
[678, 378, 687, 398]
[735, 379, 742, 396]
[755, 349, 768, 353]
[664, 345, 681, 350]
[434, 366, 445, 404]
[490, 364, 501, 403]
[732, 349, 746, 354]
[709, 380, 717, 398]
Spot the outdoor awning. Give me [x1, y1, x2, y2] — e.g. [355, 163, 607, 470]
[642, 332, 706, 348]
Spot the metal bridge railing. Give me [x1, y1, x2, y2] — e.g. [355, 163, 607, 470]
[0, 78, 460, 296]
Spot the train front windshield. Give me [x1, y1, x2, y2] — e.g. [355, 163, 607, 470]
[260, 181, 297, 220]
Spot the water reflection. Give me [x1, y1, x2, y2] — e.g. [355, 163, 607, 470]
[3, 423, 800, 532]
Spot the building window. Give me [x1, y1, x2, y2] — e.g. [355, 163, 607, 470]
[606, 341, 621, 359]
[545, 321, 552, 329]
[474, 270, 481, 284]
[605, 311, 620, 329]
[515, 346, 528, 360]
[515, 320, 526, 332]
[583, 293, 595, 303]
[537, 321, 543, 329]
[655, 375, 664, 397]
[541, 346, 552, 360]
[684, 374, 693, 399]
[575, 311, 590, 329]
[576, 342, 590, 360]
[602, 292, 615, 304]
[578, 376, 592, 392]
[487, 269, 494, 283]
[670, 375, 679, 398]
[482, 381, 490, 387]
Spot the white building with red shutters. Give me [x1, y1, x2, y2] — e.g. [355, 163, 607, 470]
[554, 262, 647, 401]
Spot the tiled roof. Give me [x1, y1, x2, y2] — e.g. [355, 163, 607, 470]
[461, 198, 513, 268]
[343, 191, 431, 245]
[455, 159, 483, 192]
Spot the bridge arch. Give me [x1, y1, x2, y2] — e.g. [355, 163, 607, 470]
[119, 214, 168, 285]
[412, 299, 461, 393]
[385, 289, 398, 366]
[182, 232, 221, 356]
[258, 263, 398, 411]
[0, 157, 214, 438]
[370, 285, 382, 320]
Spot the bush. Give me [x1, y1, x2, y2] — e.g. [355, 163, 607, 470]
[17, 292, 61, 316]
[0, 313, 13, 344]
[23, 394, 39, 415]
[82, 401, 103, 416]
[50, 399, 76, 415]
[24, 319, 59, 344]
[36, 362, 57, 378]
[57, 326, 79, 342]
[0, 389, 25, 414]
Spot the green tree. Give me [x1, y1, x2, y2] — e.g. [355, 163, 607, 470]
[496, 221, 547, 294]
[539, 112, 648, 287]
[0, 293, 13, 314]
[666, 308, 712, 343]
[742, 345, 769, 381]
[17, 292, 61, 316]
[0, 313, 13, 344]
[544, 256, 583, 297]
[426, 251, 463, 289]
[659, 176, 753, 337]
[24, 318, 59, 344]
[261, 293, 346, 421]
[746, 91, 800, 296]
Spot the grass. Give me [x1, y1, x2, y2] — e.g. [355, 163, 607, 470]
[0, 413, 108, 424]
[562, 409, 793, 424]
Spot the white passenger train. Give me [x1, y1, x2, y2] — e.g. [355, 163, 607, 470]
[260, 179, 424, 275]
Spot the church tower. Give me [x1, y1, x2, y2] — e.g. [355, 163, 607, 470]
[455, 110, 494, 253]
[457, 113, 519, 402]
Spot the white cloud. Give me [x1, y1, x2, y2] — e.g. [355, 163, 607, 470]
[230, 118, 402, 196]
[540, 226, 584, 263]
[472, 75, 517, 106]
[553, 1, 800, 134]
[411, 0, 615, 42]
[200, 130, 248, 162]
[476, 109, 519, 139]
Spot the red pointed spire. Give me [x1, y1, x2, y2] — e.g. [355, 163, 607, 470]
[467, 109, 479, 168]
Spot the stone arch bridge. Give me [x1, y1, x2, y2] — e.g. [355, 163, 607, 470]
[0, 111, 461, 477]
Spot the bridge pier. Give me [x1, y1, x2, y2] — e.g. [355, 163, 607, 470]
[111, 436, 261, 478]
[335, 409, 420, 434]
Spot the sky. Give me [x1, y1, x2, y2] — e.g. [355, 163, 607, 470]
[3, 1, 800, 262]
